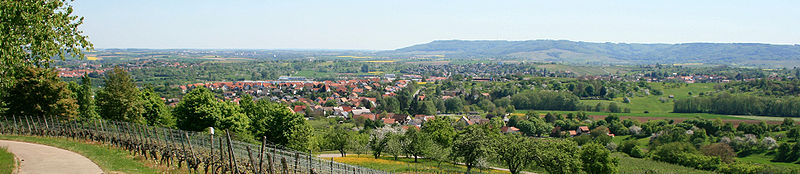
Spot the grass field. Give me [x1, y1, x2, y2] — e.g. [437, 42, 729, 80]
[0, 146, 14, 174]
[333, 155, 511, 174]
[737, 153, 800, 170]
[591, 83, 717, 114]
[0, 135, 180, 174]
[613, 152, 714, 174]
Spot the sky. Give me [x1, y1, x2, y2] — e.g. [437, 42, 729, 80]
[73, 0, 800, 50]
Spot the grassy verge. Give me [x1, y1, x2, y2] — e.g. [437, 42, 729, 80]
[0, 135, 183, 174]
[333, 155, 510, 174]
[737, 153, 800, 170]
[614, 152, 713, 174]
[0, 146, 14, 174]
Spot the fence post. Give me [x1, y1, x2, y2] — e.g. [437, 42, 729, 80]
[24, 115, 32, 135]
[292, 152, 300, 174]
[246, 146, 258, 174]
[210, 130, 215, 174]
[225, 130, 237, 174]
[259, 136, 266, 174]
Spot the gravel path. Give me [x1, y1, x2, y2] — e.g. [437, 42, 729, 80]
[0, 140, 103, 174]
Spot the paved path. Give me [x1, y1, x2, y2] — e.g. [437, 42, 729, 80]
[0, 140, 103, 174]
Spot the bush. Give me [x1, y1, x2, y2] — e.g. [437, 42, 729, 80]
[673, 152, 721, 171]
[630, 146, 645, 158]
[701, 143, 736, 163]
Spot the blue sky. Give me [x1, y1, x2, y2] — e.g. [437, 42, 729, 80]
[74, 0, 799, 50]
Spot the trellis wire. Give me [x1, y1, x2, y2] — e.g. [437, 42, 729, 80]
[0, 115, 389, 174]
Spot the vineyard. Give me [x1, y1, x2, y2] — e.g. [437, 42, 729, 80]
[0, 115, 388, 174]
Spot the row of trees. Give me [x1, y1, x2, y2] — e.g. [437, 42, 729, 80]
[674, 93, 800, 117]
[327, 117, 618, 174]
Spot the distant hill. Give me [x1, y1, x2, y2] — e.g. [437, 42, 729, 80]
[388, 40, 800, 67]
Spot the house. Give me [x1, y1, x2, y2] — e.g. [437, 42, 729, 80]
[457, 116, 475, 126]
[292, 105, 307, 114]
[353, 113, 377, 121]
[391, 114, 410, 125]
[501, 126, 520, 134]
[382, 118, 396, 125]
[568, 130, 578, 136]
[577, 126, 590, 134]
[351, 107, 372, 115]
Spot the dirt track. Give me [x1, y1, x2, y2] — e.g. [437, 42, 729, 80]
[0, 140, 103, 174]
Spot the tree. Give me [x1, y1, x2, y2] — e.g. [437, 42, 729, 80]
[701, 143, 736, 163]
[516, 117, 552, 137]
[97, 66, 145, 123]
[140, 87, 173, 127]
[608, 102, 621, 113]
[492, 133, 532, 174]
[530, 139, 583, 173]
[453, 126, 490, 173]
[174, 87, 250, 137]
[369, 127, 397, 159]
[787, 126, 800, 140]
[444, 97, 464, 114]
[0, 0, 92, 88]
[347, 132, 370, 156]
[75, 74, 100, 120]
[384, 132, 405, 160]
[580, 143, 619, 174]
[403, 128, 430, 163]
[3, 67, 77, 119]
[426, 143, 452, 168]
[421, 117, 456, 148]
[325, 127, 350, 157]
[246, 99, 311, 151]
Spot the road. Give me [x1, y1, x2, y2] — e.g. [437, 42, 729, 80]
[0, 140, 103, 174]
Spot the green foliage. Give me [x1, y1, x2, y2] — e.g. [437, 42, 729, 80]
[384, 132, 405, 160]
[139, 87, 173, 127]
[174, 87, 250, 137]
[674, 93, 800, 117]
[443, 97, 465, 114]
[76, 74, 100, 120]
[580, 143, 619, 174]
[491, 133, 532, 174]
[650, 126, 689, 147]
[245, 99, 312, 151]
[0, 0, 92, 88]
[515, 117, 552, 137]
[701, 143, 736, 163]
[368, 128, 391, 159]
[651, 142, 722, 170]
[511, 90, 580, 111]
[325, 127, 350, 157]
[452, 125, 490, 173]
[403, 128, 431, 163]
[530, 138, 583, 174]
[3, 67, 77, 119]
[97, 66, 145, 123]
[421, 117, 455, 148]
[618, 140, 644, 158]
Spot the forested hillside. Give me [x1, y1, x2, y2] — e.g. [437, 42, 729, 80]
[390, 40, 800, 67]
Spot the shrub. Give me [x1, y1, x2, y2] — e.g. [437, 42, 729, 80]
[630, 146, 645, 158]
[701, 143, 736, 163]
